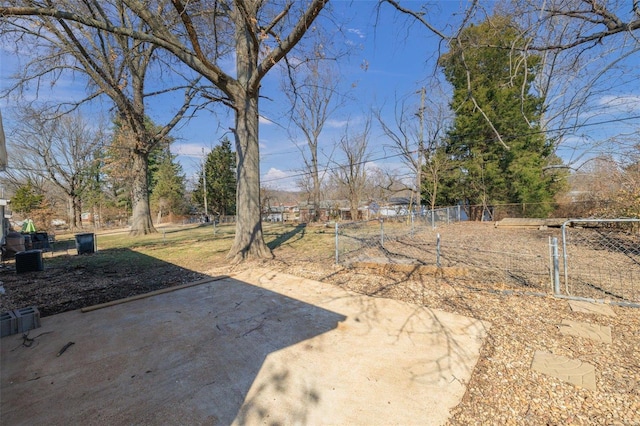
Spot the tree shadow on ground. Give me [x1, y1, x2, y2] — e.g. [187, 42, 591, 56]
[267, 223, 306, 250]
[0, 262, 346, 425]
[1, 246, 489, 425]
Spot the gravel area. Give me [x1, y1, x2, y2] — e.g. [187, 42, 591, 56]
[220, 221, 640, 425]
[228, 257, 640, 425]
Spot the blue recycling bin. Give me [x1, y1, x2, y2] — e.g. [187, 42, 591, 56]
[75, 233, 96, 254]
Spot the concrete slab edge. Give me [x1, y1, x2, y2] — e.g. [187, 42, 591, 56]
[80, 275, 230, 313]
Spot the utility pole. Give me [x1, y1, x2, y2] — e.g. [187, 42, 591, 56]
[202, 148, 208, 218]
[416, 86, 425, 212]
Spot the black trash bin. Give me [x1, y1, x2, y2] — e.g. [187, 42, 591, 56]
[32, 232, 50, 250]
[75, 233, 96, 254]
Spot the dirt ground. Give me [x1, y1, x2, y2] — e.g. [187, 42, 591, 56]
[1, 222, 639, 425]
[0, 250, 210, 317]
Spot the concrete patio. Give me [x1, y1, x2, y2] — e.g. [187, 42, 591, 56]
[1, 269, 489, 425]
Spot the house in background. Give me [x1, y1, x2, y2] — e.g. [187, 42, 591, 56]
[263, 203, 298, 222]
[298, 200, 347, 222]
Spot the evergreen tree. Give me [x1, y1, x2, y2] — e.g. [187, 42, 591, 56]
[11, 180, 44, 215]
[104, 116, 175, 223]
[194, 138, 236, 217]
[438, 15, 563, 219]
[150, 146, 187, 221]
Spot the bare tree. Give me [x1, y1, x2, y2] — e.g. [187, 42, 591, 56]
[501, 0, 640, 169]
[332, 117, 372, 221]
[284, 56, 342, 222]
[0, 109, 7, 172]
[1, 6, 202, 236]
[384, 0, 639, 66]
[529, 0, 640, 51]
[375, 82, 452, 211]
[360, 164, 410, 209]
[0, 0, 331, 261]
[383, 0, 640, 164]
[373, 96, 419, 207]
[7, 107, 107, 229]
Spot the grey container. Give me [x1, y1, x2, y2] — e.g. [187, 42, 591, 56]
[75, 233, 96, 254]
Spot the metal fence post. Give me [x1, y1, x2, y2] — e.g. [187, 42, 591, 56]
[551, 237, 560, 295]
[436, 233, 441, 267]
[380, 219, 384, 248]
[431, 210, 436, 229]
[335, 222, 339, 265]
[410, 212, 414, 237]
[561, 221, 570, 294]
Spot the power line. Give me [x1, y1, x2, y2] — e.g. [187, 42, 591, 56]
[445, 114, 640, 144]
[262, 149, 414, 185]
[260, 113, 640, 185]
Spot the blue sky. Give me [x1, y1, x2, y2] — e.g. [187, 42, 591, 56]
[165, 1, 463, 190]
[1, 1, 639, 192]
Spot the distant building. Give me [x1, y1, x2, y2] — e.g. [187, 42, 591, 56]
[263, 203, 298, 222]
[298, 200, 346, 222]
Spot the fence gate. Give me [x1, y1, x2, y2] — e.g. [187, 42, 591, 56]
[560, 219, 640, 305]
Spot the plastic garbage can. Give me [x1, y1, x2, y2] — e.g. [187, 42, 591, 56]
[75, 233, 96, 254]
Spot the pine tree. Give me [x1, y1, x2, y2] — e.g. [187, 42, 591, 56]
[194, 138, 236, 217]
[11, 180, 44, 215]
[150, 146, 187, 222]
[438, 15, 562, 219]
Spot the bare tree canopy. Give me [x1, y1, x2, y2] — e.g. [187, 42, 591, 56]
[1, 3, 205, 236]
[0, 0, 330, 260]
[7, 106, 107, 229]
[284, 56, 343, 221]
[332, 116, 372, 220]
[374, 82, 452, 210]
[382, 0, 640, 50]
[529, 0, 640, 51]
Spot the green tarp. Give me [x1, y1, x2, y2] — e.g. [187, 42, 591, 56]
[21, 219, 36, 233]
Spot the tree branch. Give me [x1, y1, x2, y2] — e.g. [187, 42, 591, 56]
[255, 0, 328, 89]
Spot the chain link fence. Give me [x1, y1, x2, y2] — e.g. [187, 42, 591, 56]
[335, 206, 464, 264]
[335, 214, 640, 305]
[559, 219, 640, 304]
[335, 209, 555, 292]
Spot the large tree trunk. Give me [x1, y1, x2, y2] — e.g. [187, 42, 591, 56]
[228, 93, 272, 261]
[130, 151, 155, 236]
[226, 2, 272, 262]
[67, 195, 80, 230]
